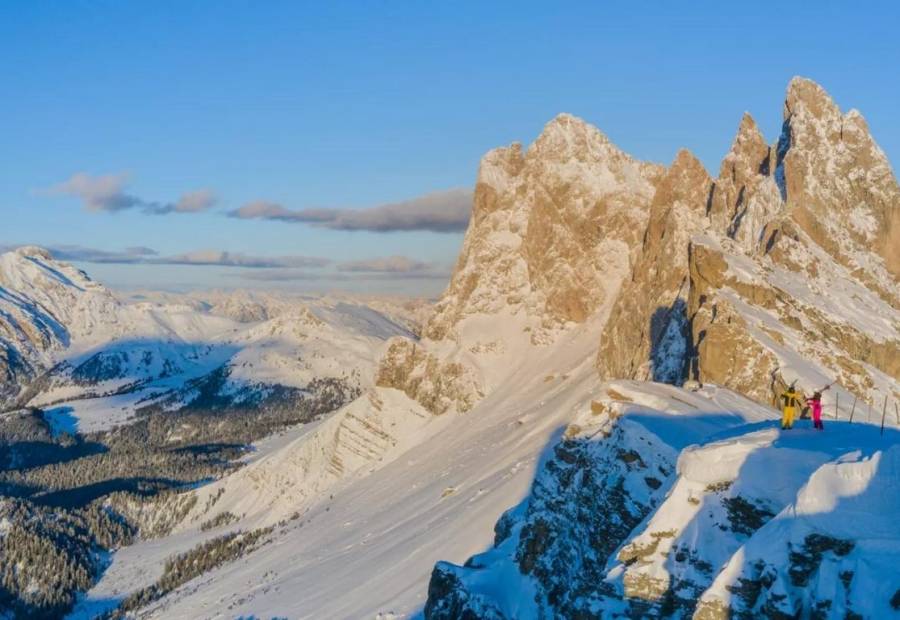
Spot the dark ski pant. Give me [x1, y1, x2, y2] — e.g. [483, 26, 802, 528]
[812, 409, 823, 430]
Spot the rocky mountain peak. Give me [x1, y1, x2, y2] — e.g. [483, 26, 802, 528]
[11, 245, 54, 261]
[778, 76, 900, 284]
[530, 112, 612, 160]
[646, 148, 712, 250]
[719, 112, 770, 183]
[784, 76, 842, 123]
[425, 115, 664, 341]
[708, 111, 781, 247]
[597, 149, 711, 384]
[666, 149, 711, 199]
[595, 78, 898, 405]
[420, 78, 898, 419]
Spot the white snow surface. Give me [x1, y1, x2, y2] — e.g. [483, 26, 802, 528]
[73, 312, 611, 618]
[69, 298, 900, 619]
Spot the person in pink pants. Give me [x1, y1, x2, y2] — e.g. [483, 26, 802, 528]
[807, 390, 825, 430]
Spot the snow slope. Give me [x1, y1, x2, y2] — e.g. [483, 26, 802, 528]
[425, 385, 900, 619]
[73, 311, 611, 618]
[70, 286, 900, 620]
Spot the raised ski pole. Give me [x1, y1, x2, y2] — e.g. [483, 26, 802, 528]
[835, 393, 839, 419]
[881, 395, 888, 435]
[895, 402, 899, 425]
[848, 394, 857, 423]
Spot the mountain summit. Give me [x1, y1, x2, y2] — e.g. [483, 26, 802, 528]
[413, 77, 899, 619]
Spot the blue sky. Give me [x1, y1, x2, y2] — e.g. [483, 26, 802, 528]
[2, 1, 898, 294]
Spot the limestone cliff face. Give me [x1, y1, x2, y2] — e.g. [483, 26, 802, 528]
[597, 149, 712, 383]
[686, 240, 781, 403]
[593, 78, 899, 405]
[425, 114, 664, 341]
[778, 77, 900, 288]
[711, 113, 784, 251]
[403, 78, 898, 416]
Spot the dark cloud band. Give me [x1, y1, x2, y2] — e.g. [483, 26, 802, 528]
[228, 188, 473, 233]
[48, 173, 216, 215]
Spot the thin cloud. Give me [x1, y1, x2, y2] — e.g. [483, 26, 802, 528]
[229, 188, 473, 233]
[145, 189, 218, 215]
[47, 173, 217, 215]
[239, 270, 341, 282]
[124, 246, 159, 256]
[337, 255, 434, 273]
[0, 244, 329, 269]
[240, 269, 450, 282]
[241, 256, 452, 282]
[49, 244, 154, 264]
[157, 250, 330, 269]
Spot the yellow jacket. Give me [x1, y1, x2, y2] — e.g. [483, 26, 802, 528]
[781, 389, 801, 408]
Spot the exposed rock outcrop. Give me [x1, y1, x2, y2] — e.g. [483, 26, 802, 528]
[375, 338, 483, 415]
[422, 80, 899, 618]
[597, 149, 712, 384]
[778, 77, 900, 285]
[426, 114, 665, 341]
[593, 78, 899, 405]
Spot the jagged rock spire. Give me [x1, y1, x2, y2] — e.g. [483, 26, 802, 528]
[425, 113, 665, 340]
[597, 148, 711, 383]
[778, 76, 900, 285]
[709, 111, 783, 250]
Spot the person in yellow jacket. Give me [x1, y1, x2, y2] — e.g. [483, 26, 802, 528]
[780, 382, 801, 430]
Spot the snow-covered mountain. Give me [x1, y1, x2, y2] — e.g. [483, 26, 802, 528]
[4, 77, 899, 619]
[0, 246, 122, 406]
[418, 78, 899, 619]
[0, 247, 415, 433]
[426, 383, 900, 619]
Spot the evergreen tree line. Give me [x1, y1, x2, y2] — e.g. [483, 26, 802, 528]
[0, 374, 359, 617]
[0, 497, 134, 619]
[108, 525, 275, 617]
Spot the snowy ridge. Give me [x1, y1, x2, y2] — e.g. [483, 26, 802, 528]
[181, 388, 449, 527]
[425, 383, 900, 619]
